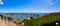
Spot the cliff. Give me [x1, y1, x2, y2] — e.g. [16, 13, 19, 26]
[41, 12, 60, 18]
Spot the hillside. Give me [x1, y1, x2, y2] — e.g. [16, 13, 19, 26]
[48, 12, 60, 16]
[23, 12, 60, 26]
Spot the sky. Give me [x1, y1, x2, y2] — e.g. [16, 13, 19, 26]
[0, 0, 60, 13]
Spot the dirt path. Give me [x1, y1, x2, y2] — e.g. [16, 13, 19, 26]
[0, 19, 17, 26]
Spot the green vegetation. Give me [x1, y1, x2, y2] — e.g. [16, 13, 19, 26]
[23, 15, 60, 26]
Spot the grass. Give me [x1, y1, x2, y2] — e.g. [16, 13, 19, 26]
[23, 15, 60, 26]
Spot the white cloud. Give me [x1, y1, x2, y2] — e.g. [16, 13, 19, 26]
[0, 0, 3, 4]
[0, 2, 3, 4]
[0, 0, 2, 1]
[33, 0, 58, 5]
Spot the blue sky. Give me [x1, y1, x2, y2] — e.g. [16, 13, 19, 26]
[0, 0, 60, 13]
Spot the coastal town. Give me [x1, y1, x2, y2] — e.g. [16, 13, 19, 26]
[0, 13, 40, 26]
